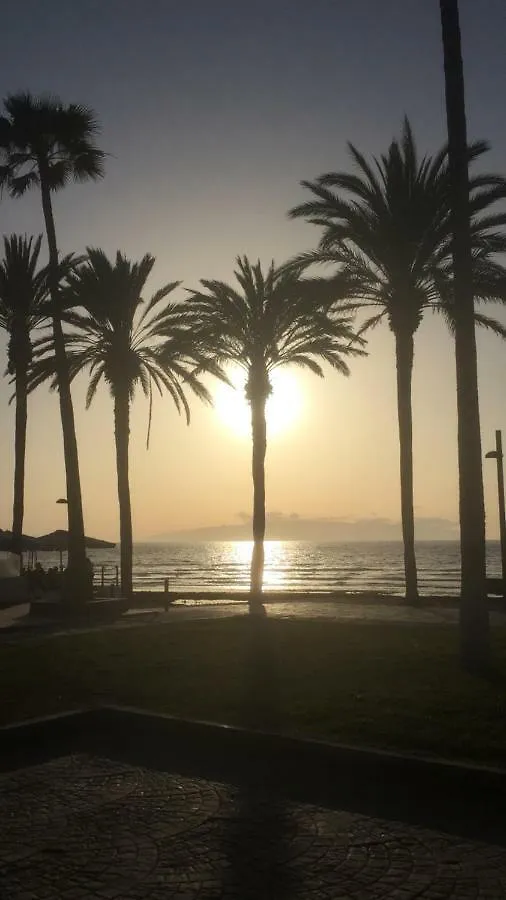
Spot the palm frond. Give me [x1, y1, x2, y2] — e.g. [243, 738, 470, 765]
[288, 120, 506, 340]
[85, 365, 105, 407]
[0, 91, 105, 198]
[186, 255, 365, 406]
[41, 247, 217, 440]
[0, 233, 52, 374]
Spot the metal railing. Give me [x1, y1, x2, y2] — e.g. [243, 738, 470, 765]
[94, 568, 171, 607]
[93, 565, 119, 596]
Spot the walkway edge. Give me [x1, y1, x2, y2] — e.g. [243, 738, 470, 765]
[2, 705, 506, 844]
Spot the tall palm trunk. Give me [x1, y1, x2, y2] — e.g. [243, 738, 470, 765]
[394, 330, 419, 603]
[250, 391, 267, 607]
[39, 169, 89, 603]
[11, 363, 28, 568]
[440, 0, 489, 668]
[114, 386, 133, 600]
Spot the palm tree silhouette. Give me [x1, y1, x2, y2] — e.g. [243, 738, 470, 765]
[31, 248, 219, 599]
[289, 120, 506, 603]
[0, 92, 105, 603]
[440, 0, 491, 668]
[187, 256, 365, 610]
[0, 235, 49, 562]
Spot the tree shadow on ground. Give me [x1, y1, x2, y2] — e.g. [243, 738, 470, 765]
[217, 616, 295, 898]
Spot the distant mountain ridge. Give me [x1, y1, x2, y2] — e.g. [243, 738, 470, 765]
[148, 514, 460, 542]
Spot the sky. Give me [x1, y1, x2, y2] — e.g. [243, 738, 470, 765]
[1, 0, 506, 541]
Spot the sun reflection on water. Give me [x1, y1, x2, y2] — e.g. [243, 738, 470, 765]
[228, 540, 291, 590]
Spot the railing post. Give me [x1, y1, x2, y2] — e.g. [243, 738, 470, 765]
[163, 577, 169, 611]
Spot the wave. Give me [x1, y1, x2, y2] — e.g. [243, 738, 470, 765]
[31, 540, 502, 596]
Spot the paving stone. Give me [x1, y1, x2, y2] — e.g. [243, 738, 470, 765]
[1, 754, 505, 898]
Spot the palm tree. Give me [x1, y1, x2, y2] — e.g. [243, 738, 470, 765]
[31, 248, 220, 600]
[187, 256, 366, 610]
[439, 0, 490, 668]
[0, 235, 49, 562]
[288, 120, 506, 604]
[0, 92, 105, 603]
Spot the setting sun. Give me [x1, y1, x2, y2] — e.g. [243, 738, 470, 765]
[213, 367, 302, 438]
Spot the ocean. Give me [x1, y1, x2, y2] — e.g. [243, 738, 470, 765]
[33, 540, 503, 596]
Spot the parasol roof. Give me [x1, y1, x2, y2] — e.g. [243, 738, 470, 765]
[0, 529, 39, 550]
[35, 529, 116, 551]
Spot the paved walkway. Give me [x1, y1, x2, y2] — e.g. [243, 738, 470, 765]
[1, 597, 506, 642]
[1, 753, 506, 899]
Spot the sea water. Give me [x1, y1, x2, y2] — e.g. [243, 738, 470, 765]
[33, 540, 502, 596]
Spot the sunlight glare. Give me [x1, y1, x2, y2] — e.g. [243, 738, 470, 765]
[213, 367, 302, 438]
[228, 540, 291, 590]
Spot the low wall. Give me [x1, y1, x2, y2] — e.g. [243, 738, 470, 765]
[2, 705, 506, 845]
[29, 597, 127, 622]
[0, 576, 30, 607]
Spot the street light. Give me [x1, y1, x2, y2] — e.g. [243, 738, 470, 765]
[485, 429, 506, 598]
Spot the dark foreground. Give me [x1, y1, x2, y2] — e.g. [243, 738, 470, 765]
[3, 618, 506, 764]
[3, 609, 506, 899]
[2, 750, 506, 899]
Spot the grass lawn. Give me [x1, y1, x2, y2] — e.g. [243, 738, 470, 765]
[2, 617, 506, 765]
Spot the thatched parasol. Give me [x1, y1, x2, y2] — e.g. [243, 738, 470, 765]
[0, 529, 38, 551]
[35, 530, 116, 568]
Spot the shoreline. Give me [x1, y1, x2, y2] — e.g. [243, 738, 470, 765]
[4, 589, 503, 613]
[131, 589, 466, 609]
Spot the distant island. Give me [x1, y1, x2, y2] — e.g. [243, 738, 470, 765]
[148, 513, 461, 543]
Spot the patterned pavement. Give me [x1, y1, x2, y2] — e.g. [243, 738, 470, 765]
[1, 754, 506, 899]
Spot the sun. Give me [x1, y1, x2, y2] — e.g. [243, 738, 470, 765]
[213, 366, 302, 438]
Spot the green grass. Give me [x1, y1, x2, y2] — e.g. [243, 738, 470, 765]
[2, 617, 506, 765]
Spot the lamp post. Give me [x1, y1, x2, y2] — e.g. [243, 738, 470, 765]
[485, 430, 506, 598]
[56, 497, 68, 526]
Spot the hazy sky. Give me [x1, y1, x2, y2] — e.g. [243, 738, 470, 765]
[1, 0, 506, 541]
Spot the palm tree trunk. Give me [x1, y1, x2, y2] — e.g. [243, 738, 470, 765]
[395, 330, 419, 603]
[114, 387, 133, 601]
[440, 0, 489, 669]
[39, 169, 89, 604]
[250, 391, 267, 609]
[11, 365, 27, 570]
